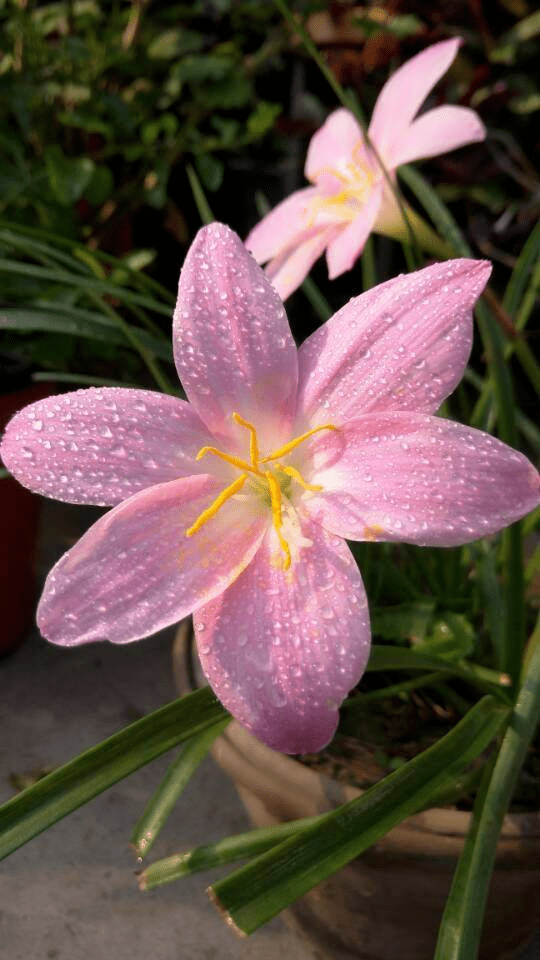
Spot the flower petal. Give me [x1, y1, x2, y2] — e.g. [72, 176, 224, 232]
[389, 105, 486, 168]
[305, 108, 365, 185]
[194, 520, 370, 754]
[368, 38, 461, 162]
[326, 182, 383, 278]
[174, 223, 298, 449]
[305, 412, 540, 546]
[245, 187, 319, 264]
[265, 225, 337, 301]
[0, 388, 217, 506]
[37, 475, 267, 645]
[296, 258, 491, 424]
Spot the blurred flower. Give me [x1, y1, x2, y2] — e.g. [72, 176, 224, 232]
[2, 225, 538, 754]
[246, 38, 486, 299]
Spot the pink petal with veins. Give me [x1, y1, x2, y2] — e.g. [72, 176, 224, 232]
[38, 474, 267, 646]
[297, 259, 491, 424]
[305, 108, 366, 185]
[174, 223, 298, 450]
[195, 520, 370, 754]
[245, 187, 319, 265]
[368, 38, 462, 161]
[389, 105, 486, 168]
[266, 225, 338, 301]
[0, 388, 216, 505]
[326, 182, 383, 278]
[306, 412, 540, 546]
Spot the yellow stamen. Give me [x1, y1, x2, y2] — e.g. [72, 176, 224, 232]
[232, 413, 259, 467]
[309, 165, 350, 187]
[261, 424, 337, 463]
[276, 464, 323, 492]
[265, 471, 291, 570]
[196, 445, 261, 477]
[186, 473, 248, 537]
[187, 416, 337, 568]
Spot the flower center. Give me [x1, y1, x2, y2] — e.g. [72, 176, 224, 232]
[309, 139, 376, 222]
[185, 413, 337, 570]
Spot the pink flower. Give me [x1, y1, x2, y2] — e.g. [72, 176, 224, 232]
[246, 38, 486, 299]
[2, 225, 538, 754]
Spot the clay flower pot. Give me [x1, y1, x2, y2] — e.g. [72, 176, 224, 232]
[173, 622, 540, 960]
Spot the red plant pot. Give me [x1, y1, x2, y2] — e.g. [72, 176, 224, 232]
[0, 354, 52, 655]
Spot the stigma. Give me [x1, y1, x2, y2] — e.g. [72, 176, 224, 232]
[185, 413, 337, 570]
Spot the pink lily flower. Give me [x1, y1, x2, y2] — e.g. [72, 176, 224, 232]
[246, 38, 486, 300]
[2, 224, 539, 754]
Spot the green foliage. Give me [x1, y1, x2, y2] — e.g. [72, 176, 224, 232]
[0, 0, 289, 235]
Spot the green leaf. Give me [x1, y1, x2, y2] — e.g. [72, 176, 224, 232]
[370, 601, 435, 643]
[398, 165, 470, 257]
[147, 28, 204, 60]
[83, 165, 114, 206]
[0, 688, 229, 861]
[139, 816, 320, 889]
[194, 153, 224, 193]
[434, 636, 540, 960]
[186, 163, 214, 226]
[131, 719, 230, 859]
[503, 216, 540, 327]
[0, 306, 173, 361]
[367, 646, 511, 699]
[415, 613, 476, 661]
[246, 101, 281, 138]
[44, 146, 95, 206]
[0, 258, 172, 315]
[209, 697, 509, 934]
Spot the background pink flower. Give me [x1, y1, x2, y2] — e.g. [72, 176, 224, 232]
[246, 38, 486, 299]
[2, 225, 538, 754]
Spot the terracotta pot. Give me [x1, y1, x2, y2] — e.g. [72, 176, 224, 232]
[0, 354, 52, 655]
[173, 623, 540, 960]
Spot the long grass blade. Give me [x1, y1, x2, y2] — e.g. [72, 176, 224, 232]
[433, 636, 540, 960]
[0, 688, 229, 861]
[209, 696, 508, 934]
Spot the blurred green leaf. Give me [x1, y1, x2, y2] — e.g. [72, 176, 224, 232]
[147, 28, 204, 60]
[415, 613, 476, 662]
[247, 101, 281, 137]
[194, 153, 224, 193]
[44, 146, 94, 206]
[371, 602, 435, 643]
[83, 165, 114, 206]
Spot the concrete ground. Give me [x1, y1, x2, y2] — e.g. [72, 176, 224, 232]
[0, 499, 538, 960]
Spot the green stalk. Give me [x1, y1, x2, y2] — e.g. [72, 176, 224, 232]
[186, 163, 214, 226]
[301, 274, 332, 321]
[343, 671, 448, 709]
[87, 293, 175, 395]
[360, 236, 377, 290]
